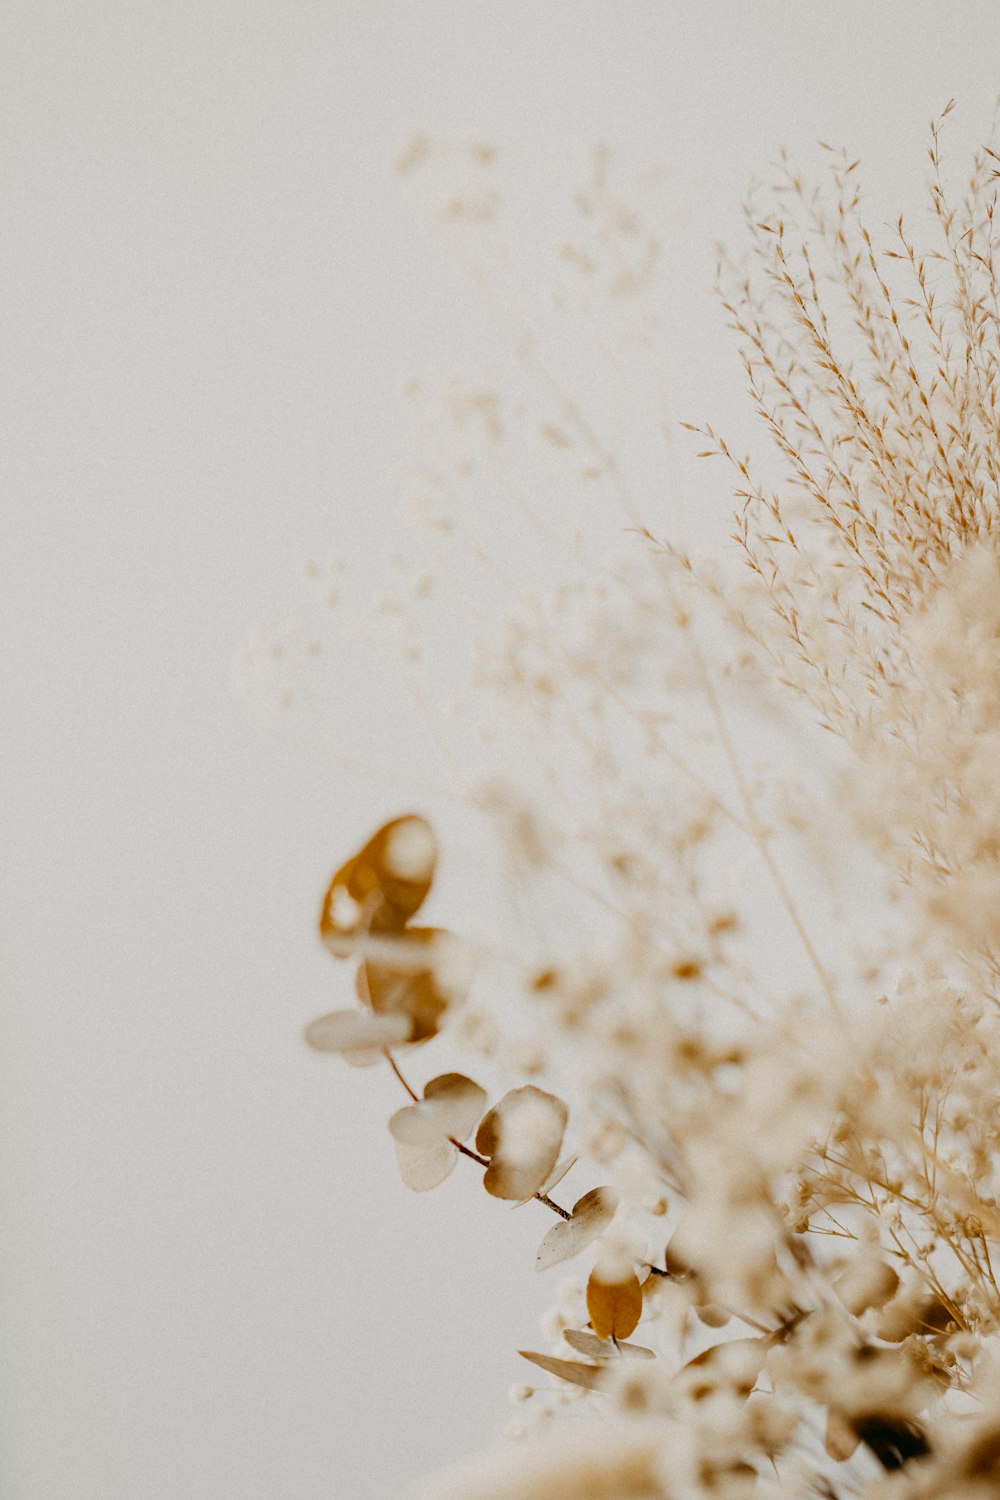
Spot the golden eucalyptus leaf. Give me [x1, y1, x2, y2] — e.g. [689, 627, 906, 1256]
[586, 1267, 643, 1342]
[359, 928, 452, 1043]
[320, 815, 437, 957]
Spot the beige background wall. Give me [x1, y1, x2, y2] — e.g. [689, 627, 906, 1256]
[4, 4, 1000, 1497]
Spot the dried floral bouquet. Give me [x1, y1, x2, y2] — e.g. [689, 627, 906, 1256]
[300, 108, 1000, 1499]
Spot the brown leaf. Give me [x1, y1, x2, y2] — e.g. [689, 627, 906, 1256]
[389, 1073, 488, 1146]
[586, 1267, 643, 1342]
[360, 928, 452, 1043]
[475, 1086, 568, 1202]
[320, 815, 437, 957]
[563, 1328, 655, 1361]
[517, 1350, 605, 1391]
[536, 1187, 619, 1271]
[304, 1009, 411, 1055]
[393, 1137, 458, 1192]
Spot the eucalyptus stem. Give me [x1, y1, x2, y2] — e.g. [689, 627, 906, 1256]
[384, 1049, 571, 1219]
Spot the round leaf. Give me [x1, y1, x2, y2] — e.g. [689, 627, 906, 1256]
[393, 1137, 458, 1192]
[389, 1073, 488, 1145]
[586, 1267, 643, 1342]
[304, 1009, 411, 1054]
[359, 928, 452, 1043]
[475, 1086, 568, 1202]
[320, 815, 437, 957]
[536, 1186, 619, 1271]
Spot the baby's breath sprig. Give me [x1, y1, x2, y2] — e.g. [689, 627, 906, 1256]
[302, 119, 1000, 1500]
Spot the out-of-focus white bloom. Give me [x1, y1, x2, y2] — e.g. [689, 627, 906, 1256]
[400, 1417, 669, 1500]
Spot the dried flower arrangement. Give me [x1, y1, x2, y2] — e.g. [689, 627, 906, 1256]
[298, 104, 1000, 1498]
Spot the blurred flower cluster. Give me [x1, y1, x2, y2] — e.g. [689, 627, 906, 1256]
[296, 108, 1000, 1498]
